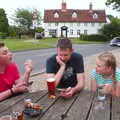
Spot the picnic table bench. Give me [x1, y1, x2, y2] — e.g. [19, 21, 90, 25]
[0, 90, 120, 120]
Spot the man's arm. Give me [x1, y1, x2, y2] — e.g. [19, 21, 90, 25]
[60, 73, 85, 98]
[72, 73, 85, 94]
[46, 56, 66, 87]
[54, 56, 66, 87]
[47, 65, 65, 87]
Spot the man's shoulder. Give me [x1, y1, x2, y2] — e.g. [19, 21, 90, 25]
[47, 54, 57, 62]
[72, 52, 83, 59]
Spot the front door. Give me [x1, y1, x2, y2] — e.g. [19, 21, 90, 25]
[61, 26, 68, 38]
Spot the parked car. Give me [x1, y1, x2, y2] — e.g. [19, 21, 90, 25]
[110, 37, 120, 46]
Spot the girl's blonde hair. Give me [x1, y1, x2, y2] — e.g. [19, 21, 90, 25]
[98, 51, 116, 84]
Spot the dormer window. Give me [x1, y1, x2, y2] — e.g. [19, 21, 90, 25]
[54, 12, 59, 18]
[72, 12, 77, 18]
[93, 13, 98, 19]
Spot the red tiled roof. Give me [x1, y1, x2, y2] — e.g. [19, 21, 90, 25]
[44, 9, 106, 23]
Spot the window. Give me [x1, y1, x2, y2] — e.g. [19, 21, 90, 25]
[55, 23, 59, 26]
[70, 29, 73, 35]
[54, 12, 59, 18]
[77, 23, 80, 26]
[70, 23, 73, 27]
[72, 12, 77, 18]
[48, 23, 51, 27]
[49, 29, 57, 37]
[91, 23, 95, 26]
[93, 13, 98, 19]
[77, 30, 80, 35]
[84, 23, 88, 26]
[116, 38, 120, 41]
[99, 23, 102, 26]
[84, 30, 87, 34]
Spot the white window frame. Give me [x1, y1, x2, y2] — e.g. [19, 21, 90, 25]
[54, 12, 59, 18]
[84, 23, 88, 26]
[48, 29, 57, 36]
[70, 29, 73, 35]
[77, 29, 80, 35]
[72, 12, 77, 18]
[84, 30, 88, 34]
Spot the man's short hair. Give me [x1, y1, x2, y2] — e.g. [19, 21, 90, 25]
[57, 38, 72, 50]
[0, 42, 5, 48]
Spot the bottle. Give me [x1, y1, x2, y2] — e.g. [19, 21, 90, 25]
[97, 85, 106, 101]
[24, 99, 32, 108]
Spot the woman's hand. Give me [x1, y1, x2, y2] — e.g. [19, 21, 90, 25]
[24, 59, 33, 74]
[12, 82, 28, 94]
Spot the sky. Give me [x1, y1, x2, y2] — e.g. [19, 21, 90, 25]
[0, 0, 119, 24]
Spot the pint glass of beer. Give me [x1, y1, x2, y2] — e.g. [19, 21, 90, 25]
[46, 77, 56, 98]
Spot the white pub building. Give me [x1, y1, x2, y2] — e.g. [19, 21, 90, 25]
[44, 1, 107, 38]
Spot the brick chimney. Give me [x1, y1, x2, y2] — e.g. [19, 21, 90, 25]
[61, 0, 67, 11]
[89, 2, 93, 11]
[89, 2, 93, 15]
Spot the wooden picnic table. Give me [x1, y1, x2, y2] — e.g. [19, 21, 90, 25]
[0, 90, 120, 120]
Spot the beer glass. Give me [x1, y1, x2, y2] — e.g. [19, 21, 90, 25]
[46, 77, 56, 98]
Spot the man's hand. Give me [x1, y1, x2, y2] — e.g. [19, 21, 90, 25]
[60, 87, 74, 98]
[56, 56, 65, 67]
[24, 59, 33, 74]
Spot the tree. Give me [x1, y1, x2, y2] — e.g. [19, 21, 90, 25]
[8, 25, 28, 39]
[99, 18, 120, 39]
[106, 0, 120, 11]
[14, 8, 33, 30]
[107, 15, 115, 21]
[35, 27, 44, 33]
[13, 8, 42, 38]
[0, 8, 9, 33]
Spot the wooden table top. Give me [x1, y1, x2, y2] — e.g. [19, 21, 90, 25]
[0, 90, 120, 120]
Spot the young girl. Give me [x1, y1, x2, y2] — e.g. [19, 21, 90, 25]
[91, 52, 120, 97]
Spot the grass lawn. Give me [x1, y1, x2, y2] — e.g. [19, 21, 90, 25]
[0, 38, 106, 51]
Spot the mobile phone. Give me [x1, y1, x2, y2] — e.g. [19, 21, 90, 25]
[56, 88, 65, 92]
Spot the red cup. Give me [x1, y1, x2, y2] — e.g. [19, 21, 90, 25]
[46, 78, 56, 98]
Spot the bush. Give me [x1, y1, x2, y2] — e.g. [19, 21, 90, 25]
[52, 35, 56, 38]
[0, 32, 7, 39]
[80, 34, 109, 41]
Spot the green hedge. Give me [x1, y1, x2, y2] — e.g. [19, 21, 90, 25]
[0, 32, 7, 39]
[80, 34, 109, 41]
